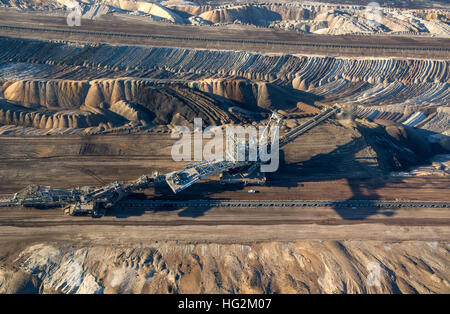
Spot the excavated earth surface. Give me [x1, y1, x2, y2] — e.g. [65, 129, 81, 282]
[1, 0, 449, 37]
[0, 241, 449, 294]
[0, 37, 448, 136]
[0, 125, 449, 294]
[0, 1, 449, 294]
[1, 10, 449, 59]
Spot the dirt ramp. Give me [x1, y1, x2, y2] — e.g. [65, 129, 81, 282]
[109, 100, 151, 124]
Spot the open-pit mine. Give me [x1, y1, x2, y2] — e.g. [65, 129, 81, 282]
[0, 0, 448, 295]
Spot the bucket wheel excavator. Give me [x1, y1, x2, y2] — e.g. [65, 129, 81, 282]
[0, 105, 341, 216]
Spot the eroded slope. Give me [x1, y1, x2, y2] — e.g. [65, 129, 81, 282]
[0, 37, 448, 136]
[0, 241, 448, 294]
[1, 1, 449, 36]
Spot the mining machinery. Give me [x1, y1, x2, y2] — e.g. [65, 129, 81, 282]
[165, 105, 340, 192]
[63, 174, 156, 217]
[0, 105, 340, 216]
[164, 111, 283, 193]
[0, 175, 156, 217]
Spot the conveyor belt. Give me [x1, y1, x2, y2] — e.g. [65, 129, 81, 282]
[280, 106, 340, 146]
[1, 25, 449, 52]
[2, 198, 448, 209]
[116, 199, 450, 208]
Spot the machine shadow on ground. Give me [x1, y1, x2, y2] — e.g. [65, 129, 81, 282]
[92, 124, 450, 220]
[268, 139, 396, 219]
[105, 182, 245, 218]
[268, 127, 449, 220]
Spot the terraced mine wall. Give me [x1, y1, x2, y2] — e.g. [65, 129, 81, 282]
[0, 37, 447, 87]
[2, 0, 449, 37]
[0, 37, 448, 135]
[0, 78, 234, 128]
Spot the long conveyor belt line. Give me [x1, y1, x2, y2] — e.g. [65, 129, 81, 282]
[279, 106, 340, 146]
[1, 199, 448, 209]
[1, 25, 449, 52]
[116, 200, 449, 208]
[1, 105, 448, 214]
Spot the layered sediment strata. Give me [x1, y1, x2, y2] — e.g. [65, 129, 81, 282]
[1, 1, 449, 36]
[0, 37, 447, 86]
[0, 37, 448, 136]
[0, 77, 235, 129]
[0, 241, 448, 294]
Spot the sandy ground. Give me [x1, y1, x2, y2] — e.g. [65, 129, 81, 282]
[0, 9, 448, 59]
[0, 131, 449, 200]
[0, 204, 448, 245]
[0, 239, 448, 294]
[0, 12, 448, 292]
[0, 131, 448, 246]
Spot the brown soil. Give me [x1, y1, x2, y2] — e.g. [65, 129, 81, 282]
[0, 9, 448, 59]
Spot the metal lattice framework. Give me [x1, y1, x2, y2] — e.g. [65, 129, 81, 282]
[165, 107, 340, 193]
[0, 106, 342, 215]
[165, 112, 283, 193]
[280, 105, 340, 146]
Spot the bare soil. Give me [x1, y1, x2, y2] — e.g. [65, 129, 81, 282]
[1, 9, 448, 59]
